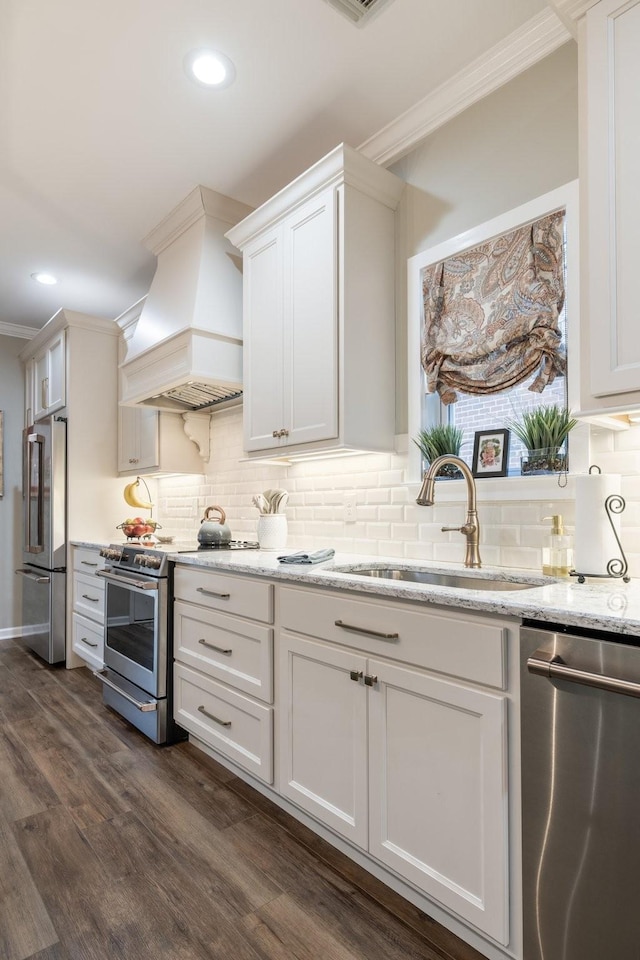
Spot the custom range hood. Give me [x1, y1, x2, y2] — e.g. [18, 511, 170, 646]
[120, 186, 253, 411]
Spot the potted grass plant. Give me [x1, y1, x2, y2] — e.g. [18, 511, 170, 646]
[413, 424, 464, 479]
[506, 404, 577, 475]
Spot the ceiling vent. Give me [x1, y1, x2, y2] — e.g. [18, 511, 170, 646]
[322, 0, 396, 25]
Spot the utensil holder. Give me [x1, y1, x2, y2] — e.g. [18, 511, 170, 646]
[257, 514, 288, 551]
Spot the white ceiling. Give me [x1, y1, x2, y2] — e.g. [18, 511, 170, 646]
[1, 0, 561, 335]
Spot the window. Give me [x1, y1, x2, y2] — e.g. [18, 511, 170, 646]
[407, 182, 579, 484]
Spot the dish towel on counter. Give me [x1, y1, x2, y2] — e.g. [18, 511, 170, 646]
[574, 470, 622, 576]
[277, 548, 335, 565]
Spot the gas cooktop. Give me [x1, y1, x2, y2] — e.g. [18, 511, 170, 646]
[174, 541, 260, 552]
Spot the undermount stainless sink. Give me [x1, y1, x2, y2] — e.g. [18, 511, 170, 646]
[332, 566, 545, 591]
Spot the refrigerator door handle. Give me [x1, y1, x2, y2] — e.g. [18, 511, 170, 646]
[15, 567, 51, 584]
[25, 432, 45, 553]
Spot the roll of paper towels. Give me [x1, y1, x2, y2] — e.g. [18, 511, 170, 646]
[573, 472, 622, 576]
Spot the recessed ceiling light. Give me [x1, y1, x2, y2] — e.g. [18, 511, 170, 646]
[31, 272, 58, 285]
[184, 49, 236, 88]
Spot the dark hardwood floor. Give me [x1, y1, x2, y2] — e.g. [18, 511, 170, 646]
[0, 637, 487, 960]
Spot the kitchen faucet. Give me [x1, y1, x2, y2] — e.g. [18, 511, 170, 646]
[415, 455, 481, 568]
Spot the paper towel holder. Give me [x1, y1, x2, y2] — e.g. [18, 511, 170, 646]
[571, 465, 630, 582]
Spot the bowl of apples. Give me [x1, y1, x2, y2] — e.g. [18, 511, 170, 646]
[117, 517, 162, 541]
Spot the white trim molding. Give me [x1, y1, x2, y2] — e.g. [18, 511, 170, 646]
[0, 321, 39, 339]
[359, 9, 572, 167]
[547, 1, 601, 36]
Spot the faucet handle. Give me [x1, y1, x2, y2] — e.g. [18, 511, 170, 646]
[441, 523, 477, 535]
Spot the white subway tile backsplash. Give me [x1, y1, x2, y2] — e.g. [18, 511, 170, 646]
[390, 523, 419, 542]
[156, 407, 640, 577]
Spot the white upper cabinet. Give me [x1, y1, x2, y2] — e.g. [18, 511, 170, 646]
[32, 329, 66, 420]
[582, 0, 640, 409]
[118, 406, 205, 477]
[227, 143, 404, 458]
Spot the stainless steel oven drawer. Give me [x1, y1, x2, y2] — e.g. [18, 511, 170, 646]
[97, 667, 168, 744]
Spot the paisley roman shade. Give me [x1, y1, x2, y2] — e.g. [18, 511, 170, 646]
[420, 209, 566, 404]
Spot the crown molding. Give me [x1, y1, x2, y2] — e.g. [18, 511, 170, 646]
[546, 0, 600, 36]
[0, 321, 39, 339]
[358, 9, 572, 167]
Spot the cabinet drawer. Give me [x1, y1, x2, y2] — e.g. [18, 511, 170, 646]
[280, 586, 506, 689]
[73, 571, 105, 623]
[174, 663, 273, 783]
[73, 547, 106, 574]
[72, 612, 104, 671]
[173, 566, 273, 623]
[174, 600, 273, 702]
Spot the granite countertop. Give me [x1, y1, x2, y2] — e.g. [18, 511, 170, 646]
[169, 549, 640, 637]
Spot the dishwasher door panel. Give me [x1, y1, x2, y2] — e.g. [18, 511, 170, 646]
[521, 626, 640, 960]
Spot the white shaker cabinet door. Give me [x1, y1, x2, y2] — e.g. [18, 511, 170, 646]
[243, 188, 338, 452]
[278, 632, 369, 849]
[34, 330, 66, 420]
[368, 659, 509, 945]
[282, 187, 338, 448]
[243, 227, 285, 452]
[586, 0, 640, 398]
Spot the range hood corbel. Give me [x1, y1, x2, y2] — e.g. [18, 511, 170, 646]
[182, 412, 211, 463]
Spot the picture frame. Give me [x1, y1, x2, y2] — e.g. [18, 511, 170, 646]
[472, 428, 509, 478]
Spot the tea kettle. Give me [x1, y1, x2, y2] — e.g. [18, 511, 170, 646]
[198, 505, 232, 546]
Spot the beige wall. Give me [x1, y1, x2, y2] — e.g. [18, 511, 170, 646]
[0, 336, 26, 635]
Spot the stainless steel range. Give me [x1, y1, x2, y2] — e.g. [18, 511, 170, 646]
[95, 543, 183, 744]
[94, 540, 259, 743]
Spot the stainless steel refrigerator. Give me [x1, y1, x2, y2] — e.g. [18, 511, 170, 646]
[15, 416, 67, 663]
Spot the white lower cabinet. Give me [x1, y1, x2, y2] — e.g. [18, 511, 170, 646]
[71, 546, 106, 671]
[367, 658, 507, 944]
[174, 663, 273, 783]
[173, 568, 514, 952]
[278, 587, 509, 946]
[173, 566, 274, 784]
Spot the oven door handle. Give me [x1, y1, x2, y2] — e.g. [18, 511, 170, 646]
[96, 569, 159, 591]
[94, 670, 158, 712]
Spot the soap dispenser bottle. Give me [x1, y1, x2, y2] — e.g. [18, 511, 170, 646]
[542, 515, 573, 577]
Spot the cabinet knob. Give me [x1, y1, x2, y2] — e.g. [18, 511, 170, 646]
[349, 670, 363, 682]
[364, 674, 378, 687]
[272, 430, 280, 438]
[128, 458, 139, 464]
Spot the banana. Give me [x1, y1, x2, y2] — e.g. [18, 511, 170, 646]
[123, 481, 154, 510]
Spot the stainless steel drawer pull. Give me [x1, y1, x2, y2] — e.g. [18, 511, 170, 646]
[528, 651, 640, 700]
[95, 670, 157, 712]
[81, 560, 99, 567]
[81, 593, 100, 602]
[364, 674, 378, 687]
[80, 637, 98, 648]
[197, 587, 231, 599]
[197, 705, 232, 727]
[198, 638, 233, 655]
[349, 670, 363, 682]
[334, 619, 399, 641]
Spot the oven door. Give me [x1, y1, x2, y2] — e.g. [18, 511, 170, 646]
[98, 568, 167, 698]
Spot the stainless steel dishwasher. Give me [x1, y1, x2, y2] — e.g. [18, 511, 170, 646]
[521, 620, 640, 960]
